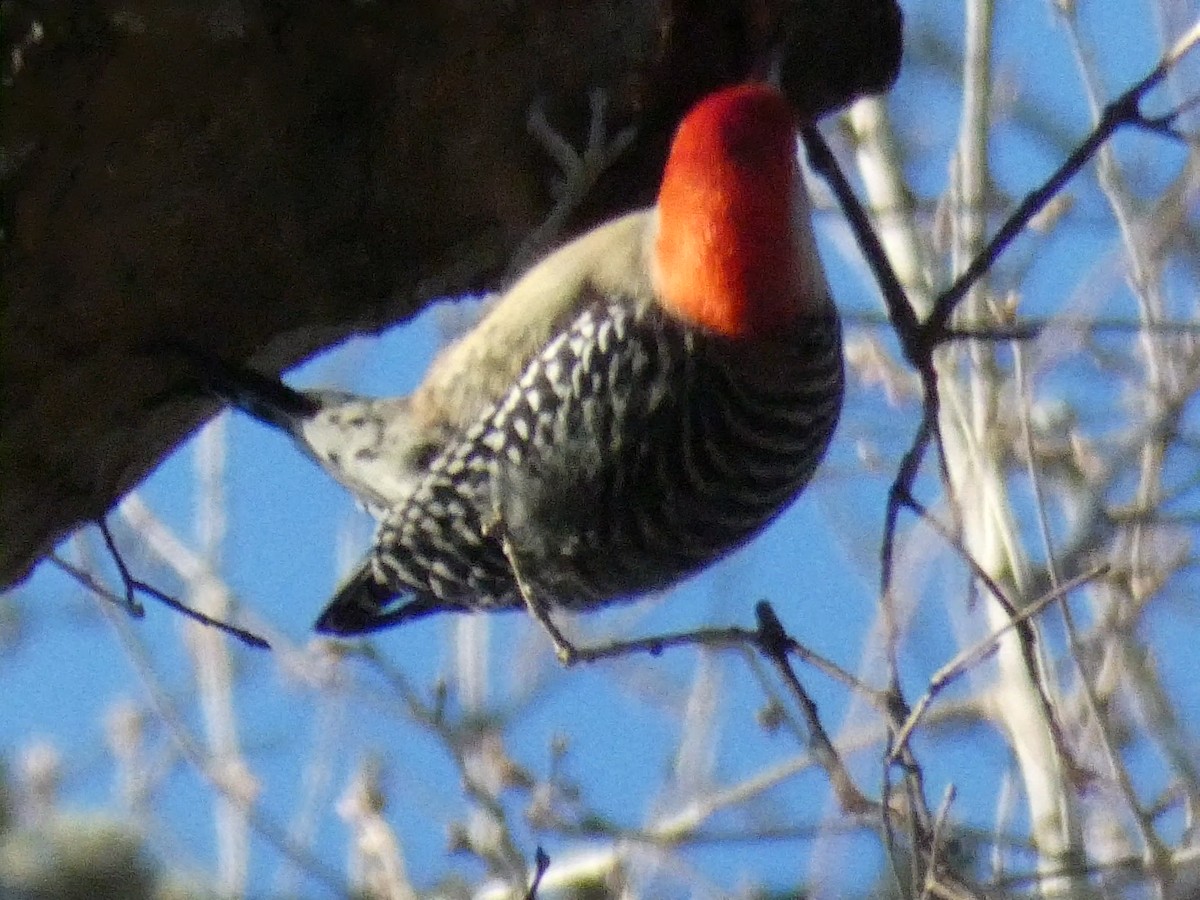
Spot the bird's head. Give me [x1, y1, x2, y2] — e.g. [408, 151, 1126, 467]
[652, 83, 829, 340]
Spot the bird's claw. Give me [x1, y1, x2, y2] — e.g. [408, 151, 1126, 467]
[553, 641, 578, 667]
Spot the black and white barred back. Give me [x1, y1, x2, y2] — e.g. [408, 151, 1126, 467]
[316, 292, 843, 634]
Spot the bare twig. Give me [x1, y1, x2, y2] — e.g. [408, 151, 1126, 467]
[523, 847, 551, 900]
[926, 25, 1200, 341]
[49, 525, 268, 649]
[891, 565, 1109, 756]
[93, 599, 347, 893]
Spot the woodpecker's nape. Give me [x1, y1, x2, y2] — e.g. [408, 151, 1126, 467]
[199, 83, 843, 658]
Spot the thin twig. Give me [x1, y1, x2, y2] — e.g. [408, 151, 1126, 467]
[96, 520, 269, 649]
[94, 599, 346, 893]
[926, 32, 1200, 341]
[802, 126, 924, 366]
[921, 785, 958, 900]
[352, 645, 537, 886]
[754, 602, 876, 814]
[523, 847, 551, 900]
[471, 599, 881, 815]
[891, 565, 1109, 757]
[844, 309, 1200, 338]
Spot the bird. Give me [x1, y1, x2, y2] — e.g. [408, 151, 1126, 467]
[195, 83, 844, 658]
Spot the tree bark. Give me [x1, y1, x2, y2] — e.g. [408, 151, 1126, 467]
[0, 0, 900, 589]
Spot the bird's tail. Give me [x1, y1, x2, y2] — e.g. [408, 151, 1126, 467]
[315, 561, 449, 635]
[154, 340, 322, 431]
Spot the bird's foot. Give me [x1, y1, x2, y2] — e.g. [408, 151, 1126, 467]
[499, 531, 580, 666]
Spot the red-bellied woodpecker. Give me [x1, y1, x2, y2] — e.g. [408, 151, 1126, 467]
[200, 83, 843, 654]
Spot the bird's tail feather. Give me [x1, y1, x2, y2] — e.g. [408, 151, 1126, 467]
[315, 563, 448, 635]
[154, 340, 321, 431]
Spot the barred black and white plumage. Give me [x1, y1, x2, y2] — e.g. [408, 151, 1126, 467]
[315, 294, 842, 634]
